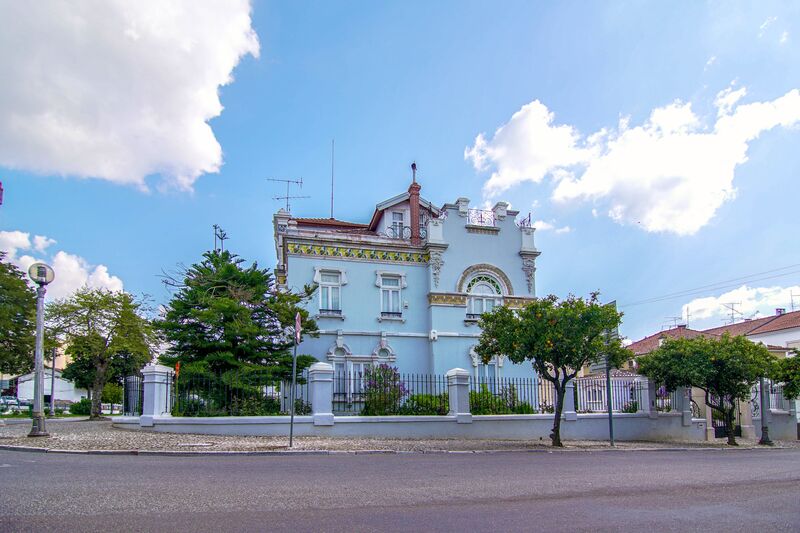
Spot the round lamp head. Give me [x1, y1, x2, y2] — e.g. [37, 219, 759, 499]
[28, 262, 55, 285]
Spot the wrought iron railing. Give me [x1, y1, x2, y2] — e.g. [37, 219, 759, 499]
[467, 208, 495, 227]
[333, 368, 449, 416]
[469, 376, 555, 414]
[319, 308, 342, 317]
[384, 225, 428, 240]
[465, 313, 482, 320]
[380, 311, 403, 318]
[171, 369, 310, 417]
[574, 378, 643, 413]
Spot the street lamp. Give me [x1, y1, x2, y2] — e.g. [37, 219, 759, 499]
[27, 262, 54, 438]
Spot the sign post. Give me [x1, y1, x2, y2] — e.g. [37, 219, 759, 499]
[289, 312, 301, 448]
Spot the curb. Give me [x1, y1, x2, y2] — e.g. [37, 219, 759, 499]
[0, 443, 791, 457]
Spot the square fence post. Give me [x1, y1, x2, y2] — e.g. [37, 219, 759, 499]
[563, 381, 577, 421]
[446, 368, 472, 423]
[636, 378, 658, 419]
[140, 363, 174, 427]
[309, 362, 334, 426]
[679, 386, 693, 427]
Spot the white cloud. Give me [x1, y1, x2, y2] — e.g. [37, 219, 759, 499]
[780, 31, 789, 44]
[466, 85, 800, 235]
[759, 16, 777, 37]
[682, 284, 800, 325]
[0, 1, 259, 191]
[704, 56, 717, 71]
[0, 230, 123, 299]
[532, 219, 571, 234]
[465, 100, 590, 198]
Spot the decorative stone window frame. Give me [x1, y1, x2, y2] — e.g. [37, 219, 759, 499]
[371, 333, 396, 363]
[376, 270, 406, 322]
[456, 264, 513, 295]
[314, 267, 347, 320]
[469, 346, 505, 368]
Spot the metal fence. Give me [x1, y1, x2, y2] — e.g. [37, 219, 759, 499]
[654, 386, 681, 413]
[172, 370, 310, 417]
[469, 376, 556, 414]
[769, 382, 790, 411]
[123, 373, 144, 416]
[333, 369, 449, 416]
[574, 378, 643, 413]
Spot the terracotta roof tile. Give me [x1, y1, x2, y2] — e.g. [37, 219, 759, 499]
[700, 315, 777, 337]
[293, 218, 369, 229]
[747, 309, 800, 335]
[626, 326, 715, 356]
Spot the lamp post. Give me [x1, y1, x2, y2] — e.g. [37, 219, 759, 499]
[758, 376, 773, 446]
[27, 262, 54, 438]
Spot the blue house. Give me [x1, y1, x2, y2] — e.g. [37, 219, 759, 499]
[272, 167, 541, 391]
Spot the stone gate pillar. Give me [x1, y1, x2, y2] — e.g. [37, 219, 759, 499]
[447, 368, 472, 423]
[309, 362, 334, 426]
[140, 363, 174, 427]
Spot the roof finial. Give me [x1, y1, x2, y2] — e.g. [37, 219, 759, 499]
[411, 161, 417, 183]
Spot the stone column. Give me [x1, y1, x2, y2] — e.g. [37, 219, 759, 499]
[447, 368, 472, 423]
[140, 363, 174, 427]
[309, 362, 334, 426]
[563, 381, 577, 421]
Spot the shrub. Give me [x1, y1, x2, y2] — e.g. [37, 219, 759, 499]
[400, 393, 449, 415]
[512, 402, 536, 414]
[69, 398, 92, 415]
[621, 401, 639, 413]
[361, 364, 408, 416]
[229, 396, 282, 416]
[290, 399, 312, 415]
[469, 384, 509, 414]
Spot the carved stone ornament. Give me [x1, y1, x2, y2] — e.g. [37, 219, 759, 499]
[521, 257, 537, 294]
[429, 250, 444, 288]
[469, 346, 480, 368]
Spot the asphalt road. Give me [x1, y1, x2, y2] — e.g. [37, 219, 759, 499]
[1, 449, 798, 532]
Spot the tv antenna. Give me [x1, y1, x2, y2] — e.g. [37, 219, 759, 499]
[721, 302, 742, 325]
[213, 224, 229, 252]
[664, 316, 682, 329]
[267, 177, 309, 213]
[330, 139, 335, 219]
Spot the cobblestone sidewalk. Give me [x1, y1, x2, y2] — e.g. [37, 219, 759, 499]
[2, 420, 798, 453]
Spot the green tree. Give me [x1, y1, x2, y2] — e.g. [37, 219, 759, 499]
[476, 293, 626, 447]
[638, 334, 774, 445]
[773, 351, 800, 400]
[48, 288, 154, 419]
[0, 253, 36, 375]
[158, 250, 318, 383]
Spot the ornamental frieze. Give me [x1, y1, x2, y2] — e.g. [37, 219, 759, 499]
[503, 296, 534, 309]
[286, 242, 429, 264]
[428, 293, 468, 306]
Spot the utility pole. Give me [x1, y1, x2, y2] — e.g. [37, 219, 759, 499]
[27, 263, 55, 437]
[49, 347, 56, 417]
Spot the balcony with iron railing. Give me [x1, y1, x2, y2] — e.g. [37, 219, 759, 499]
[467, 208, 496, 227]
[384, 225, 428, 240]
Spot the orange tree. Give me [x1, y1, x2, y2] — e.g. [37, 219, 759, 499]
[638, 334, 774, 445]
[476, 293, 626, 447]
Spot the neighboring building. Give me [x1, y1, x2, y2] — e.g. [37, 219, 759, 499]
[272, 169, 541, 383]
[15, 369, 88, 404]
[702, 308, 800, 353]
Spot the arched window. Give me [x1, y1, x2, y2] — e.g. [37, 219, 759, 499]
[466, 275, 502, 319]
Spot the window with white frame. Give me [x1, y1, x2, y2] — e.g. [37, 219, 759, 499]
[380, 275, 402, 317]
[466, 274, 502, 319]
[475, 357, 499, 392]
[333, 360, 371, 399]
[391, 211, 404, 237]
[319, 271, 342, 314]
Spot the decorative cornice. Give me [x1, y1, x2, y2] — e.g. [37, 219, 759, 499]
[429, 292, 467, 306]
[287, 242, 429, 264]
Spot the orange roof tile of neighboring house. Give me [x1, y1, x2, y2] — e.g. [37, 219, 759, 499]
[293, 218, 370, 229]
[700, 315, 777, 337]
[747, 309, 800, 335]
[626, 325, 714, 356]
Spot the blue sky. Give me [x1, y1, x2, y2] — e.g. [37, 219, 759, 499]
[1, 1, 799, 341]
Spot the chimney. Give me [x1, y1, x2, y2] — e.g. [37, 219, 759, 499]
[776, 308, 786, 316]
[408, 162, 421, 246]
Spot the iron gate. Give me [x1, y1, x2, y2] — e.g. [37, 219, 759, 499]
[711, 398, 742, 439]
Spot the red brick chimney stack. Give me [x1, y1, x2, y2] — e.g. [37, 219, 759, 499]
[409, 162, 421, 246]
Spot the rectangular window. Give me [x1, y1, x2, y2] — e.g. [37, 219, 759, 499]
[319, 271, 341, 314]
[391, 211, 404, 237]
[380, 275, 402, 317]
